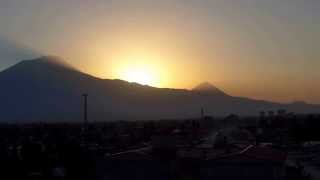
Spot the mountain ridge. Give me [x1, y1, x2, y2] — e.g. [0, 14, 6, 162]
[0, 56, 319, 123]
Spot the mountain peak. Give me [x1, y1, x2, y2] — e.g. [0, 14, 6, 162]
[0, 56, 80, 79]
[6, 56, 77, 72]
[193, 82, 228, 96]
[194, 82, 215, 90]
[32, 56, 74, 69]
[39, 55, 65, 63]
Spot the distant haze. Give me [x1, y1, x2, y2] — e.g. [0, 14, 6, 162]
[0, 0, 320, 103]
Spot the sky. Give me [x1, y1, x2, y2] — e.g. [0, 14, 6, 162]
[0, 0, 320, 103]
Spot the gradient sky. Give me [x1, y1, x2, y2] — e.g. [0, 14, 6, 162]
[0, 0, 320, 103]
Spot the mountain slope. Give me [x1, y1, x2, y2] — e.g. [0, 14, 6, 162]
[0, 57, 319, 122]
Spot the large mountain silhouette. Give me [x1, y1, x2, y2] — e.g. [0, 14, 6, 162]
[0, 56, 319, 122]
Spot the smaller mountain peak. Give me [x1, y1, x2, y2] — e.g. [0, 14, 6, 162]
[194, 82, 215, 90]
[291, 101, 307, 105]
[193, 82, 228, 96]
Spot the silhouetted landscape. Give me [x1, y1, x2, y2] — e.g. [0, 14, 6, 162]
[1, 0, 320, 179]
[0, 56, 319, 179]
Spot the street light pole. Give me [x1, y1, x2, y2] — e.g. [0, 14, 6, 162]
[83, 93, 88, 133]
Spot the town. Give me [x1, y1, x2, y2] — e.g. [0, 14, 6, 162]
[0, 110, 319, 180]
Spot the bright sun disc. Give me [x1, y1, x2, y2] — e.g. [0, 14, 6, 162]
[118, 64, 160, 87]
[124, 68, 156, 86]
[111, 52, 165, 87]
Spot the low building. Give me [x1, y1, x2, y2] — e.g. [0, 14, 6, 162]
[201, 145, 287, 180]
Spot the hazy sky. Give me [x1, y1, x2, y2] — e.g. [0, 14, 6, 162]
[0, 0, 320, 103]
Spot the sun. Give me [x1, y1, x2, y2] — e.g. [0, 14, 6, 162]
[110, 51, 166, 87]
[123, 67, 157, 86]
[116, 63, 161, 87]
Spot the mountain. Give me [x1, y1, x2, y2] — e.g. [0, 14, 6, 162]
[193, 82, 228, 96]
[0, 56, 319, 123]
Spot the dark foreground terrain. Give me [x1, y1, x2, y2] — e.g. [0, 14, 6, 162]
[0, 112, 320, 180]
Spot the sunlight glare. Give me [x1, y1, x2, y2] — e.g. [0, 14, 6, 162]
[123, 66, 157, 86]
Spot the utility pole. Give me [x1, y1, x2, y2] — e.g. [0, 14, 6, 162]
[83, 93, 88, 133]
[201, 107, 204, 119]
